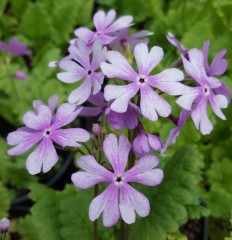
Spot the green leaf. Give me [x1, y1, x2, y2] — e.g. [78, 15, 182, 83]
[20, 2, 52, 38]
[0, 182, 10, 218]
[132, 145, 207, 240]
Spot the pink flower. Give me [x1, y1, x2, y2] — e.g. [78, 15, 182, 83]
[176, 49, 230, 134]
[74, 9, 133, 47]
[72, 134, 163, 227]
[13, 71, 27, 80]
[57, 40, 106, 105]
[7, 102, 90, 175]
[0, 38, 31, 56]
[101, 43, 185, 121]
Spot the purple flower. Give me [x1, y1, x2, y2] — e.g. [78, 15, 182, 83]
[80, 92, 140, 131]
[0, 218, 10, 233]
[176, 49, 230, 134]
[7, 103, 90, 175]
[57, 40, 106, 105]
[74, 9, 133, 46]
[111, 28, 153, 50]
[133, 124, 163, 157]
[72, 134, 163, 227]
[0, 38, 31, 56]
[101, 43, 185, 121]
[14, 71, 27, 80]
[92, 124, 101, 136]
[161, 110, 190, 153]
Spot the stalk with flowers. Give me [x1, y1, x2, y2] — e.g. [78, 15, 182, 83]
[5, 8, 231, 240]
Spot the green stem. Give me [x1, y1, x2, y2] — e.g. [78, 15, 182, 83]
[83, 142, 92, 155]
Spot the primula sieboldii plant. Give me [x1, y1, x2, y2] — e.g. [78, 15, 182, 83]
[7, 8, 231, 234]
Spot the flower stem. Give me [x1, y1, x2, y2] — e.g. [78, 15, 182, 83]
[93, 184, 99, 240]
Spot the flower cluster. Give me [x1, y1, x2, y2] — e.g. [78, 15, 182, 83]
[7, 9, 230, 228]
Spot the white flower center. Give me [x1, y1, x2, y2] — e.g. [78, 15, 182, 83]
[137, 75, 147, 85]
[43, 128, 52, 137]
[114, 176, 124, 186]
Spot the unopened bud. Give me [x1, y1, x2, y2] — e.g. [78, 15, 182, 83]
[14, 71, 27, 80]
[0, 218, 10, 233]
[92, 124, 101, 136]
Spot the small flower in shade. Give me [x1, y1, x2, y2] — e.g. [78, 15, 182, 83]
[0, 38, 31, 56]
[80, 92, 140, 131]
[133, 124, 163, 157]
[111, 28, 153, 50]
[7, 102, 90, 175]
[166, 32, 188, 56]
[92, 124, 101, 136]
[161, 110, 190, 153]
[14, 71, 27, 80]
[101, 43, 185, 121]
[72, 134, 163, 227]
[57, 40, 106, 105]
[0, 218, 10, 233]
[74, 9, 133, 47]
[176, 49, 230, 135]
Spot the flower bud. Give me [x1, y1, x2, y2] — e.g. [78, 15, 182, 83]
[92, 124, 101, 136]
[133, 133, 162, 157]
[0, 218, 10, 233]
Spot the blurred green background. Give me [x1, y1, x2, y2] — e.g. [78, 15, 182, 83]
[0, 0, 232, 239]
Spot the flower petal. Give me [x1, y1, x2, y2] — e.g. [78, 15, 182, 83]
[89, 184, 120, 227]
[191, 98, 213, 135]
[105, 16, 133, 33]
[52, 128, 90, 148]
[140, 85, 171, 121]
[101, 50, 136, 81]
[92, 72, 104, 95]
[134, 44, 163, 75]
[26, 138, 58, 175]
[121, 183, 150, 218]
[23, 105, 52, 130]
[209, 49, 228, 76]
[149, 68, 185, 95]
[93, 10, 106, 30]
[68, 77, 92, 105]
[209, 94, 228, 120]
[7, 131, 42, 156]
[176, 87, 200, 110]
[105, 84, 139, 113]
[51, 103, 82, 129]
[74, 27, 94, 43]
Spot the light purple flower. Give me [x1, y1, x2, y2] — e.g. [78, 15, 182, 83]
[161, 110, 190, 153]
[0, 218, 10, 233]
[101, 43, 185, 121]
[7, 103, 90, 175]
[111, 28, 153, 50]
[176, 49, 230, 135]
[14, 71, 27, 80]
[0, 38, 31, 56]
[133, 124, 163, 157]
[72, 134, 163, 227]
[80, 92, 140, 131]
[57, 40, 106, 105]
[74, 9, 133, 46]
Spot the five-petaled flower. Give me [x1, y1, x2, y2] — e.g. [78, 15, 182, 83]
[101, 43, 185, 121]
[176, 49, 230, 135]
[57, 40, 106, 105]
[74, 9, 133, 47]
[7, 101, 90, 175]
[72, 134, 163, 227]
